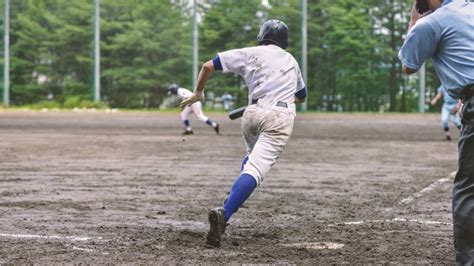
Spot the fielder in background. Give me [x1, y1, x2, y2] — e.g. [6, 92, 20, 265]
[430, 85, 462, 141]
[398, 0, 474, 263]
[180, 19, 306, 248]
[221, 91, 233, 111]
[168, 84, 219, 135]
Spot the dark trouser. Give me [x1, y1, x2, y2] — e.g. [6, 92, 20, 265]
[454, 95, 474, 265]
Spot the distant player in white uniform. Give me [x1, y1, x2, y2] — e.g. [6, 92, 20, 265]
[430, 85, 461, 141]
[221, 91, 233, 111]
[180, 19, 306, 248]
[168, 84, 219, 135]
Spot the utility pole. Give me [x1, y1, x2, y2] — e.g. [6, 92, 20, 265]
[301, 0, 308, 112]
[192, 0, 198, 89]
[419, 63, 425, 113]
[3, 0, 9, 106]
[94, 0, 101, 102]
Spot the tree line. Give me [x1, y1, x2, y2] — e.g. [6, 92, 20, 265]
[0, 0, 440, 111]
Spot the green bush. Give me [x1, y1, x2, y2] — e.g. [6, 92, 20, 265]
[26, 101, 62, 109]
[77, 100, 108, 109]
[64, 96, 108, 109]
[63, 96, 82, 108]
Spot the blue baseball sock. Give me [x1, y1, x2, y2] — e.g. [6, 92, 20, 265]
[223, 173, 257, 222]
[183, 119, 190, 127]
[205, 119, 213, 126]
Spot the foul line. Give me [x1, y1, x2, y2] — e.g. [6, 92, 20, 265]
[328, 217, 452, 227]
[0, 233, 103, 242]
[72, 246, 95, 252]
[283, 242, 344, 250]
[398, 171, 456, 205]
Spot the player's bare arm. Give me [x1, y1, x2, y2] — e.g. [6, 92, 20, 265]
[195, 60, 215, 94]
[402, 65, 418, 75]
[430, 92, 442, 106]
[179, 60, 215, 108]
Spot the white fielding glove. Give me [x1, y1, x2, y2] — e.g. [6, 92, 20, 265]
[180, 91, 205, 108]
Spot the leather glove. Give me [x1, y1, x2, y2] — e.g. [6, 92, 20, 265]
[180, 91, 205, 108]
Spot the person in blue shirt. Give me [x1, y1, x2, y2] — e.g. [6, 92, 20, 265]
[430, 85, 462, 141]
[221, 91, 233, 111]
[399, 0, 474, 263]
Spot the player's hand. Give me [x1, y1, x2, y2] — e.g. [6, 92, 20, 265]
[430, 99, 437, 106]
[408, 3, 431, 31]
[180, 91, 205, 108]
[451, 106, 459, 114]
[456, 100, 463, 118]
[411, 3, 431, 22]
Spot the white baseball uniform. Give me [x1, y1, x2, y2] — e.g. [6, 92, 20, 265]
[217, 44, 306, 185]
[176, 87, 210, 123]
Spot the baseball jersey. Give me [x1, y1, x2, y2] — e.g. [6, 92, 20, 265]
[438, 85, 458, 105]
[176, 88, 193, 101]
[398, 0, 474, 99]
[216, 44, 305, 106]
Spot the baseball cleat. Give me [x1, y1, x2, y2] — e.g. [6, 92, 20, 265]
[182, 129, 194, 135]
[213, 123, 220, 135]
[205, 207, 226, 248]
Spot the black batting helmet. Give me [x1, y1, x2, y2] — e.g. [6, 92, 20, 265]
[256, 19, 288, 49]
[167, 83, 179, 95]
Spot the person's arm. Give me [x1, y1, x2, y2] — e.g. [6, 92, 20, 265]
[294, 63, 307, 103]
[180, 60, 216, 108]
[402, 4, 429, 74]
[402, 66, 418, 75]
[294, 88, 307, 103]
[180, 49, 246, 108]
[195, 60, 215, 95]
[407, 3, 431, 32]
[430, 92, 442, 106]
[399, 4, 437, 75]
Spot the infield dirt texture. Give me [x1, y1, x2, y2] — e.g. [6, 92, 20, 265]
[0, 111, 457, 264]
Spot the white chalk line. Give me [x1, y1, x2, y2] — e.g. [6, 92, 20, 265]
[328, 217, 452, 227]
[0, 233, 103, 242]
[283, 242, 344, 250]
[0, 233, 108, 253]
[72, 246, 95, 252]
[398, 171, 456, 205]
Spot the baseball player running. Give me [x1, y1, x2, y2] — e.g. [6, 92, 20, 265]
[168, 84, 219, 135]
[430, 85, 462, 141]
[180, 19, 306, 248]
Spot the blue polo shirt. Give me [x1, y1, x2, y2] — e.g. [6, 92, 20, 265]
[398, 0, 474, 99]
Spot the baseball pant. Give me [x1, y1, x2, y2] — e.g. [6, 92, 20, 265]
[241, 101, 295, 185]
[453, 96, 474, 265]
[181, 101, 209, 122]
[442, 103, 462, 129]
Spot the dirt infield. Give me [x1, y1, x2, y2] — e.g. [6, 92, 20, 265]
[0, 111, 459, 264]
